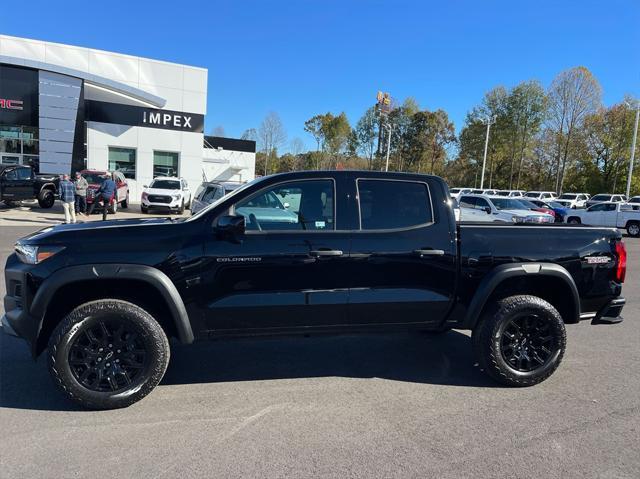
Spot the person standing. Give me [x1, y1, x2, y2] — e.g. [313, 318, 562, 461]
[59, 174, 76, 224]
[86, 172, 116, 221]
[74, 172, 88, 214]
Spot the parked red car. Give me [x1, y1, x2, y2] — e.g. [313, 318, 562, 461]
[81, 169, 129, 213]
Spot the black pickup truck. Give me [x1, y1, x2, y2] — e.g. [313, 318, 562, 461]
[0, 164, 59, 208]
[2, 171, 627, 409]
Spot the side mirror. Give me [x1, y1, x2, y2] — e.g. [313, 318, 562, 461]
[216, 214, 245, 242]
[143, 185, 148, 188]
[484, 206, 492, 214]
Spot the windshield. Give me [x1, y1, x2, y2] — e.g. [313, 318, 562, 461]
[82, 173, 106, 184]
[630, 197, 640, 203]
[547, 201, 563, 208]
[496, 191, 510, 196]
[471, 189, 484, 194]
[517, 199, 538, 209]
[491, 198, 528, 210]
[592, 194, 611, 201]
[186, 177, 264, 222]
[450, 188, 461, 194]
[525, 192, 539, 198]
[559, 194, 577, 200]
[151, 180, 180, 190]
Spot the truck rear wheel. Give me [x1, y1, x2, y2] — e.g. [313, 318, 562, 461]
[37, 189, 55, 208]
[47, 299, 170, 409]
[627, 221, 640, 237]
[472, 295, 566, 387]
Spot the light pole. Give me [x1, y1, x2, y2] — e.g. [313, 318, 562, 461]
[382, 123, 392, 172]
[625, 100, 640, 198]
[480, 115, 496, 189]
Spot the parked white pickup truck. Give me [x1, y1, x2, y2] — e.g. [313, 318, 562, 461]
[565, 202, 640, 237]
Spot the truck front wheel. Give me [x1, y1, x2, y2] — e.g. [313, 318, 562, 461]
[37, 189, 55, 208]
[47, 299, 170, 409]
[472, 295, 566, 387]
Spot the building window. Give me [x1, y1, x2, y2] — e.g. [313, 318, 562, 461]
[108, 147, 136, 179]
[153, 151, 179, 178]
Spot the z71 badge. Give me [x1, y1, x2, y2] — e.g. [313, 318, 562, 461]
[217, 257, 262, 263]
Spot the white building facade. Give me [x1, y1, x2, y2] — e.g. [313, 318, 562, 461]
[0, 34, 255, 202]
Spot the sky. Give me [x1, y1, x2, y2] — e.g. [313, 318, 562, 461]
[4, 0, 639, 151]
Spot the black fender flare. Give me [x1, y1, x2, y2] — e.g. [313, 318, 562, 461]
[31, 263, 194, 346]
[462, 262, 580, 329]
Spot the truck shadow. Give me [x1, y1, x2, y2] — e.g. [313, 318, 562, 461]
[162, 330, 497, 388]
[0, 331, 498, 412]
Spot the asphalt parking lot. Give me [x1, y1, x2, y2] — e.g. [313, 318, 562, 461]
[0, 219, 638, 478]
[0, 200, 188, 226]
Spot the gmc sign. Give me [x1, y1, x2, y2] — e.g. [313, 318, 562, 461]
[0, 99, 23, 110]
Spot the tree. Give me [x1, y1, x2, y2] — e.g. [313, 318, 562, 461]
[402, 109, 455, 174]
[289, 137, 305, 156]
[241, 128, 257, 141]
[354, 106, 378, 168]
[321, 112, 351, 166]
[258, 111, 287, 175]
[547, 66, 602, 192]
[304, 115, 325, 151]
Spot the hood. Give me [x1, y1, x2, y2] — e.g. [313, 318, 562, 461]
[19, 217, 176, 245]
[144, 188, 183, 196]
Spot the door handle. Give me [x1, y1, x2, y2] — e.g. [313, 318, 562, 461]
[414, 249, 445, 256]
[309, 249, 343, 257]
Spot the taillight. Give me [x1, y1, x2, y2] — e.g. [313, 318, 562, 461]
[615, 241, 627, 283]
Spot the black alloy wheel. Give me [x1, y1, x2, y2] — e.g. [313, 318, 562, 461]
[472, 295, 566, 387]
[498, 313, 555, 372]
[48, 299, 170, 409]
[68, 318, 148, 393]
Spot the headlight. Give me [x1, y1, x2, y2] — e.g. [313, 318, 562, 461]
[15, 243, 65, 265]
[172, 194, 181, 200]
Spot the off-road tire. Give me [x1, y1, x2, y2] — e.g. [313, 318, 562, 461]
[122, 193, 129, 209]
[109, 199, 118, 214]
[37, 189, 55, 208]
[472, 295, 566, 387]
[178, 199, 185, 215]
[141, 205, 148, 214]
[47, 299, 170, 409]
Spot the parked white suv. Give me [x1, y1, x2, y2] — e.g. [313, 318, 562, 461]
[141, 177, 192, 214]
[496, 190, 526, 197]
[524, 191, 557, 201]
[449, 187, 472, 200]
[458, 194, 554, 223]
[555, 192, 590, 209]
[585, 193, 628, 209]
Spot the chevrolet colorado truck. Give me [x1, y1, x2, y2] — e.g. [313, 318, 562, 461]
[2, 171, 627, 409]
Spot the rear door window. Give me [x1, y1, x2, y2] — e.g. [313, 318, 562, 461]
[357, 179, 432, 230]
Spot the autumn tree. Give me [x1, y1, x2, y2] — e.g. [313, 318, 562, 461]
[547, 66, 602, 193]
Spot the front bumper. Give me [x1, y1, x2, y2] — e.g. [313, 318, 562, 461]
[142, 198, 183, 210]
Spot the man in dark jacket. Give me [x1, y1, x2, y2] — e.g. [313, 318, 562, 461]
[87, 172, 117, 220]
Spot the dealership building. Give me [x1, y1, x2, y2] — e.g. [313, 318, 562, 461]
[0, 34, 255, 202]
